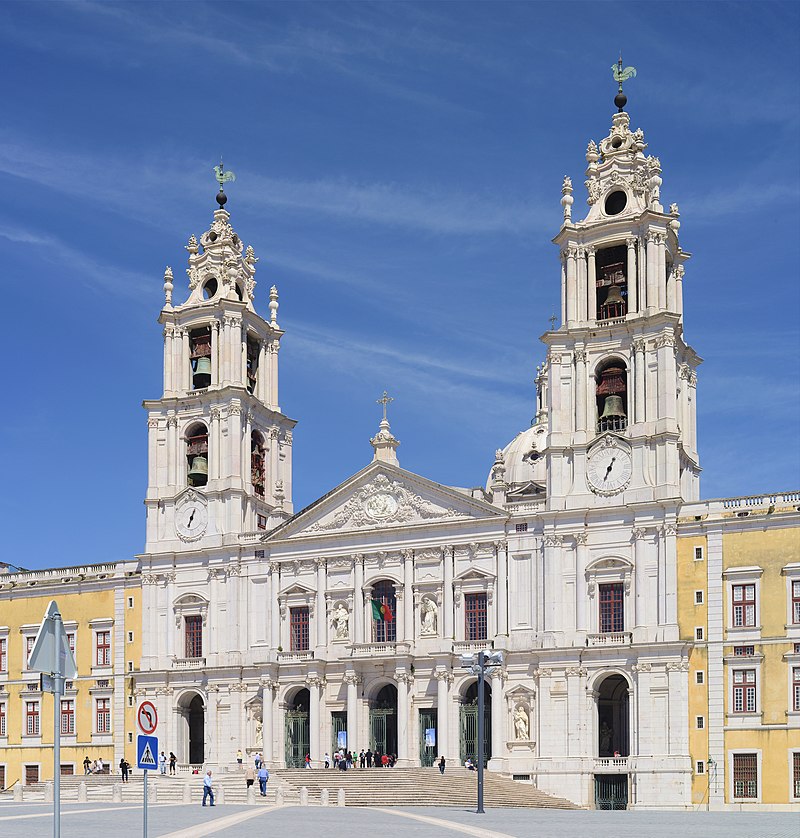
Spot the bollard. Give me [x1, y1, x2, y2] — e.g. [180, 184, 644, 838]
[217, 784, 225, 805]
[300, 786, 308, 806]
[112, 784, 122, 803]
[44, 781, 54, 803]
[246, 784, 255, 805]
[78, 781, 88, 803]
[337, 788, 345, 807]
[183, 783, 191, 804]
[13, 784, 23, 802]
[320, 788, 329, 806]
[276, 786, 284, 806]
[149, 782, 158, 803]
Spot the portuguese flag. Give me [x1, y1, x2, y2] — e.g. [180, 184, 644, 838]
[371, 599, 394, 622]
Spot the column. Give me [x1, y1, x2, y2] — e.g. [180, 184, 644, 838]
[663, 524, 678, 626]
[560, 255, 567, 326]
[363, 584, 374, 644]
[219, 317, 230, 386]
[657, 332, 677, 421]
[566, 247, 578, 327]
[243, 411, 252, 491]
[495, 542, 508, 636]
[637, 238, 647, 314]
[269, 339, 280, 410]
[241, 324, 248, 388]
[270, 564, 280, 651]
[657, 234, 667, 310]
[633, 339, 646, 425]
[645, 233, 657, 312]
[395, 673, 411, 764]
[435, 670, 450, 760]
[575, 348, 587, 432]
[257, 340, 267, 403]
[353, 556, 364, 643]
[261, 678, 275, 763]
[307, 677, 322, 764]
[575, 532, 589, 632]
[674, 264, 685, 321]
[176, 328, 187, 392]
[543, 536, 563, 632]
[167, 415, 178, 488]
[163, 326, 173, 393]
[210, 320, 220, 387]
[229, 403, 242, 487]
[490, 671, 504, 767]
[633, 528, 648, 629]
[443, 548, 454, 640]
[587, 246, 597, 321]
[395, 587, 405, 643]
[626, 237, 637, 314]
[316, 560, 327, 648]
[403, 550, 414, 642]
[345, 673, 359, 751]
[576, 247, 587, 322]
[268, 428, 279, 499]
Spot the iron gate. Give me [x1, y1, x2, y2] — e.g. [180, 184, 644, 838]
[459, 704, 491, 764]
[594, 774, 628, 809]
[418, 708, 437, 767]
[331, 711, 347, 753]
[369, 708, 394, 755]
[285, 710, 309, 767]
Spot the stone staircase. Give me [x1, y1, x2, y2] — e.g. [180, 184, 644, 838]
[19, 768, 578, 809]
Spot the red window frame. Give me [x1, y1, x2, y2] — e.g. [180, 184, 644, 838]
[733, 645, 755, 656]
[95, 631, 111, 666]
[0, 638, 6, 672]
[793, 667, 800, 713]
[793, 581, 800, 625]
[185, 615, 203, 659]
[61, 700, 75, 735]
[732, 584, 756, 627]
[26, 701, 40, 736]
[96, 698, 111, 734]
[465, 593, 488, 642]
[732, 669, 756, 713]
[732, 753, 758, 799]
[372, 580, 397, 643]
[0, 702, 6, 737]
[599, 582, 625, 633]
[290, 607, 310, 652]
[793, 752, 800, 800]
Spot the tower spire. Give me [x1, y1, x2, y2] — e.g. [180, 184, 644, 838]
[371, 391, 400, 465]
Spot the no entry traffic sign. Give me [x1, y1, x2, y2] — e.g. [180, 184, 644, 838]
[137, 700, 158, 735]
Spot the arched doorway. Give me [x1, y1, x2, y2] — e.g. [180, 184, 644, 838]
[596, 674, 630, 757]
[177, 692, 205, 766]
[284, 688, 310, 768]
[459, 680, 491, 764]
[369, 684, 398, 757]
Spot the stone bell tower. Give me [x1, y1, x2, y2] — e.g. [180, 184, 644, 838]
[543, 66, 701, 510]
[141, 173, 296, 555]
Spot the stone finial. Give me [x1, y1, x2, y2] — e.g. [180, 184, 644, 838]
[669, 203, 681, 235]
[274, 480, 285, 511]
[269, 285, 279, 326]
[245, 245, 258, 266]
[163, 266, 174, 306]
[561, 175, 574, 222]
[370, 396, 400, 466]
[185, 234, 199, 255]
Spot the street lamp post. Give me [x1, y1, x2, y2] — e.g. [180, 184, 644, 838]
[460, 650, 503, 814]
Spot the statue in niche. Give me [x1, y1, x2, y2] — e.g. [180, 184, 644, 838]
[420, 596, 437, 636]
[513, 704, 529, 741]
[332, 603, 350, 640]
[255, 720, 263, 746]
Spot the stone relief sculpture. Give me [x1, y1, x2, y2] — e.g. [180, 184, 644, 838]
[513, 704, 529, 740]
[332, 603, 350, 640]
[419, 596, 438, 636]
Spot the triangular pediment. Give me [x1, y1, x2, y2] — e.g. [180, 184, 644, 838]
[455, 565, 496, 582]
[279, 582, 316, 597]
[266, 461, 505, 541]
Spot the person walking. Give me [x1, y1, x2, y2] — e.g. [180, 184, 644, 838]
[257, 763, 269, 796]
[245, 764, 255, 790]
[159, 751, 167, 775]
[237, 749, 244, 768]
[304, 753, 311, 769]
[83, 756, 91, 775]
[120, 758, 130, 783]
[438, 756, 446, 775]
[97, 757, 104, 774]
[254, 752, 262, 770]
[169, 752, 177, 775]
[324, 752, 330, 769]
[202, 770, 215, 806]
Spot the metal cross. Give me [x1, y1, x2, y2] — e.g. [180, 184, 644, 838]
[549, 314, 558, 331]
[377, 390, 394, 422]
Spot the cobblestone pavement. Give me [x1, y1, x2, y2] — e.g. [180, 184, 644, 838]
[0, 801, 796, 838]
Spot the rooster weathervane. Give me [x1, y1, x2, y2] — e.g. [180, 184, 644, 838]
[612, 55, 637, 112]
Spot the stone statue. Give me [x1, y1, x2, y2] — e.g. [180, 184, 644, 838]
[333, 603, 350, 640]
[255, 721, 263, 746]
[513, 705, 529, 740]
[420, 596, 437, 636]
[600, 722, 613, 755]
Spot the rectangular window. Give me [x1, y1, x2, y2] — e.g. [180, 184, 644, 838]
[26, 636, 35, 669]
[96, 698, 111, 734]
[599, 583, 624, 633]
[185, 615, 203, 659]
[696, 671, 705, 685]
[128, 732, 133, 743]
[733, 669, 757, 713]
[793, 581, 800, 625]
[515, 523, 528, 533]
[732, 584, 756, 627]
[695, 590, 704, 605]
[696, 715, 705, 729]
[793, 752, 800, 799]
[696, 761, 705, 775]
[0, 702, 5, 736]
[60, 764, 74, 776]
[257, 514, 267, 530]
[0, 765, 4, 788]
[95, 631, 111, 666]
[733, 645, 755, 656]
[694, 546, 704, 561]
[128, 661, 133, 672]
[793, 667, 800, 713]
[290, 607, 310, 652]
[464, 593, 488, 641]
[695, 627, 704, 641]
[127, 632, 134, 643]
[128, 597, 134, 609]
[26, 701, 40, 736]
[25, 765, 39, 785]
[0, 638, 6, 672]
[733, 753, 758, 799]
[66, 633, 75, 655]
[60, 700, 74, 735]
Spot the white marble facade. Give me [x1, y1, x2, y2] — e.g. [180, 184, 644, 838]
[136, 104, 696, 808]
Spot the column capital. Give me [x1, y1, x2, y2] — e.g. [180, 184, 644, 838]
[543, 534, 563, 547]
[626, 236, 638, 249]
[632, 526, 650, 541]
[394, 671, 414, 685]
[574, 531, 589, 546]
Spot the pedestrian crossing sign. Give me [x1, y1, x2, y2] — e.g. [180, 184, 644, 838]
[137, 734, 158, 770]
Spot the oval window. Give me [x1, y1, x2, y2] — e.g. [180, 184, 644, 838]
[604, 190, 627, 215]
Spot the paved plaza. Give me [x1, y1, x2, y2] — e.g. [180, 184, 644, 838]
[0, 801, 796, 838]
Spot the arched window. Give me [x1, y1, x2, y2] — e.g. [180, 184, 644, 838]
[595, 244, 628, 321]
[595, 360, 628, 433]
[371, 580, 397, 643]
[251, 430, 266, 498]
[246, 336, 260, 395]
[189, 326, 212, 389]
[186, 423, 208, 487]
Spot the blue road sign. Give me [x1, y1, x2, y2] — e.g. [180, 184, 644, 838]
[137, 735, 158, 770]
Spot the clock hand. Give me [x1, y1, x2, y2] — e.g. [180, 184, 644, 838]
[188, 510, 195, 526]
[603, 457, 616, 480]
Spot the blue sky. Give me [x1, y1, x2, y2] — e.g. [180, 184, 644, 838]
[1, 1, 798, 570]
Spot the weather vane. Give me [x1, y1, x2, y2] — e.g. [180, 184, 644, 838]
[611, 55, 637, 112]
[213, 159, 236, 207]
[377, 390, 394, 422]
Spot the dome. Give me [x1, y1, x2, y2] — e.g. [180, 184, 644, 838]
[487, 422, 547, 495]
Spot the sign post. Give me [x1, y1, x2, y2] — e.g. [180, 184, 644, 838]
[29, 600, 77, 838]
[137, 701, 159, 838]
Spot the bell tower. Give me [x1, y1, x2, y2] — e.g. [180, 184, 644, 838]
[543, 65, 701, 509]
[142, 173, 296, 554]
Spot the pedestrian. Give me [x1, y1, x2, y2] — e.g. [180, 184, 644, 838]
[97, 757, 104, 774]
[245, 764, 255, 789]
[338, 755, 347, 772]
[381, 753, 389, 768]
[237, 749, 244, 768]
[359, 749, 365, 768]
[202, 769, 215, 806]
[324, 752, 330, 769]
[159, 751, 167, 775]
[438, 756, 446, 775]
[304, 753, 311, 769]
[365, 749, 372, 768]
[83, 756, 91, 775]
[257, 763, 269, 796]
[254, 752, 262, 770]
[120, 758, 129, 783]
[169, 752, 177, 775]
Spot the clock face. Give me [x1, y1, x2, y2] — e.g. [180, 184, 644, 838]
[587, 445, 632, 495]
[363, 492, 398, 521]
[175, 501, 208, 539]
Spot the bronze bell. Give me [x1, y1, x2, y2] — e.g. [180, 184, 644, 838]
[600, 394, 627, 419]
[604, 285, 624, 306]
[188, 455, 208, 485]
[193, 356, 211, 387]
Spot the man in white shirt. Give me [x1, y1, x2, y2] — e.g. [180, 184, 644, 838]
[202, 770, 215, 806]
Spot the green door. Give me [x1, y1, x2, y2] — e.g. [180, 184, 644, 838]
[331, 711, 347, 752]
[459, 704, 491, 765]
[419, 709, 437, 767]
[369, 708, 397, 755]
[285, 710, 309, 768]
[594, 775, 628, 809]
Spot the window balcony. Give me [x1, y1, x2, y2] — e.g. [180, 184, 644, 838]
[277, 651, 314, 663]
[452, 640, 494, 654]
[349, 642, 411, 658]
[595, 757, 629, 772]
[587, 632, 632, 647]
[171, 657, 206, 670]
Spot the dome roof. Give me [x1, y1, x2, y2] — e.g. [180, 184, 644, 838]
[487, 422, 547, 493]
